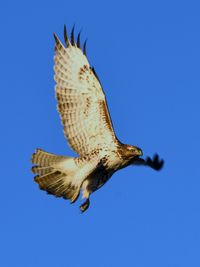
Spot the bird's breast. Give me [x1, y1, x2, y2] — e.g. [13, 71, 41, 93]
[99, 150, 125, 172]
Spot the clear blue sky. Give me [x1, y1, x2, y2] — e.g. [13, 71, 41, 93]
[1, 0, 200, 266]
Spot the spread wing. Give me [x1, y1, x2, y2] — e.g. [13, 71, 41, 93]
[54, 26, 118, 157]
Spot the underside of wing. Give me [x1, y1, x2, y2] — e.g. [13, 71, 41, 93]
[54, 26, 118, 156]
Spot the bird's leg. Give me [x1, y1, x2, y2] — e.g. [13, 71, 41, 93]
[80, 198, 90, 213]
[80, 179, 91, 213]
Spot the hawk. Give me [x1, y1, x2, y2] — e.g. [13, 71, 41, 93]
[32, 26, 164, 212]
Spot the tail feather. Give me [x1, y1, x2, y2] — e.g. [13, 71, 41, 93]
[32, 165, 53, 176]
[32, 148, 66, 166]
[31, 148, 80, 203]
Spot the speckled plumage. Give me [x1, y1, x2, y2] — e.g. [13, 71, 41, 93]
[31, 26, 164, 213]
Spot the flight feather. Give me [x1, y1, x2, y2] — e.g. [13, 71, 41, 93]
[54, 28, 117, 157]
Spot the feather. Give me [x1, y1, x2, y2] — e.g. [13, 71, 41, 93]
[77, 31, 81, 48]
[54, 27, 117, 156]
[71, 24, 75, 46]
[83, 39, 87, 55]
[64, 24, 70, 47]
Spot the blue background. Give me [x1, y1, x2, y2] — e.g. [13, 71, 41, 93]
[1, 0, 200, 266]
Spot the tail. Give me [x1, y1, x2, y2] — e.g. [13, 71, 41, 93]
[31, 148, 80, 203]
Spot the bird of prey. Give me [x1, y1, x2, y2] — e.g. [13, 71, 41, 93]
[32, 26, 164, 213]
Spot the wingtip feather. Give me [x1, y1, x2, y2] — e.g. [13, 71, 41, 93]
[64, 24, 70, 47]
[83, 39, 87, 55]
[71, 24, 75, 46]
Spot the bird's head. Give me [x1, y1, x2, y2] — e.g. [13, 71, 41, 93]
[120, 144, 143, 159]
[128, 145, 143, 156]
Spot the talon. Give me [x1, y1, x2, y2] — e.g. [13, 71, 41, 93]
[80, 198, 90, 213]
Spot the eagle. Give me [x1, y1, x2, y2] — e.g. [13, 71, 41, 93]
[32, 26, 164, 213]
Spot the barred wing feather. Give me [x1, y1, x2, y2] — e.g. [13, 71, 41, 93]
[54, 27, 117, 156]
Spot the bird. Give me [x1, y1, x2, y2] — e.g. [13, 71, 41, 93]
[31, 25, 164, 213]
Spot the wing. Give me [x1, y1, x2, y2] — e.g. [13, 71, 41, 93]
[134, 154, 164, 171]
[54, 26, 118, 156]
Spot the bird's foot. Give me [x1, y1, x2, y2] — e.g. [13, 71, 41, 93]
[80, 198, 90, 213]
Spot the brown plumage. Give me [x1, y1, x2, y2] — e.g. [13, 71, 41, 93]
[31, 26, 164, 213]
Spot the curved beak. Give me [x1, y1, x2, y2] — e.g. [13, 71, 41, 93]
[136, 148, 143, 156]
